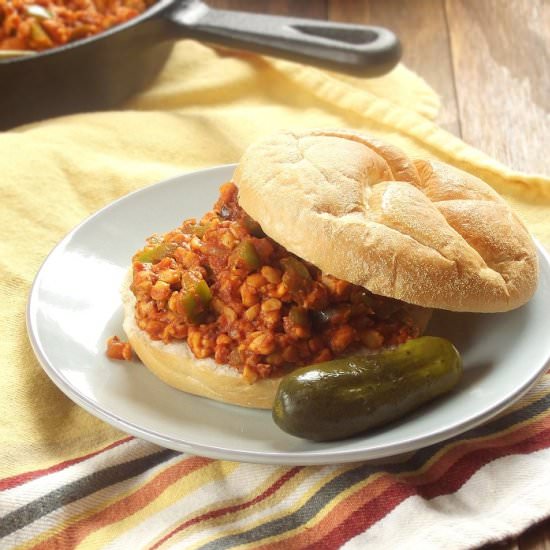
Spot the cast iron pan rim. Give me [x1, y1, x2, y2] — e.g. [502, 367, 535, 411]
[0, 0, 178, 65]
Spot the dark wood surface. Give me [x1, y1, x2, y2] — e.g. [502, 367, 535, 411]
[209, 1, 550, 548]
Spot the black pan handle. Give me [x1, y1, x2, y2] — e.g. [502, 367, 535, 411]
[166, 1, 401, 77]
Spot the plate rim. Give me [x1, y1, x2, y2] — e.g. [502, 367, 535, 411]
[26, 165, 550, 465]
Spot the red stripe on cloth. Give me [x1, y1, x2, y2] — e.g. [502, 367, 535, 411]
[316, 427, 550, 549]
[150, 467, 303, 550]
[0, 436, 134, 492]
[417, 426, 550, 499]
[404, 415, 550, 488]
[30, 456, 212, 550]
[258, 421, 550, 549]
[254, 474, 395, 550]
[316, 481, 417, 550]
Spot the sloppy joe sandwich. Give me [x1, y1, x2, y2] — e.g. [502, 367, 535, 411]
[121, 129, 538, 409]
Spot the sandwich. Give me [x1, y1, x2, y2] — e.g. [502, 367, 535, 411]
[121, 129, 539, 409]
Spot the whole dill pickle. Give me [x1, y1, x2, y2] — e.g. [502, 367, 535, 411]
[272, 336, 462, 441]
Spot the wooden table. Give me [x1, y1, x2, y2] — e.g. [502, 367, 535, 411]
[209, 1, 549, 548]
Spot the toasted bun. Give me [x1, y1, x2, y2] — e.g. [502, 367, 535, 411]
[122, 271, 431, 409]
[234, 129, 538, 312]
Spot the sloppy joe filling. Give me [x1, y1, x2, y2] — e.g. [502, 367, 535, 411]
[0, 0, 156, 52]
[131, 182, 421, 382]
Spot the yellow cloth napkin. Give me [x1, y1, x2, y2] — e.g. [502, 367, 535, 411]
[2, 39, 549, 478]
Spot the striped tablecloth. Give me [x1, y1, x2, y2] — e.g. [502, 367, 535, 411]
[3, 374, 550, 548]
[2, 40, 550, 549]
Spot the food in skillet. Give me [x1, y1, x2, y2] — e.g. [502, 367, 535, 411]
[119, 129, 539, 438]
[0, 0, 156, 52]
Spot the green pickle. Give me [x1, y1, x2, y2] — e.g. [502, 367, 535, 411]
[272, 336, 463, 441]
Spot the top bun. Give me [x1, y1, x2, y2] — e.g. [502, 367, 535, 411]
[234, 129, 538, 313]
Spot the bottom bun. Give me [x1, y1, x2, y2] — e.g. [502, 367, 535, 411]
[122, 271, 432, 409]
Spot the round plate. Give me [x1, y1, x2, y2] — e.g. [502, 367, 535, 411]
[27, 165, 550, 465]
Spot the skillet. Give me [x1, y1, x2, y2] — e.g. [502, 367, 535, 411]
[0, 0, 400, 130]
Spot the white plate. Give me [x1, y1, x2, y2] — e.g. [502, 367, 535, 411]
[27, 165, 550, 465]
